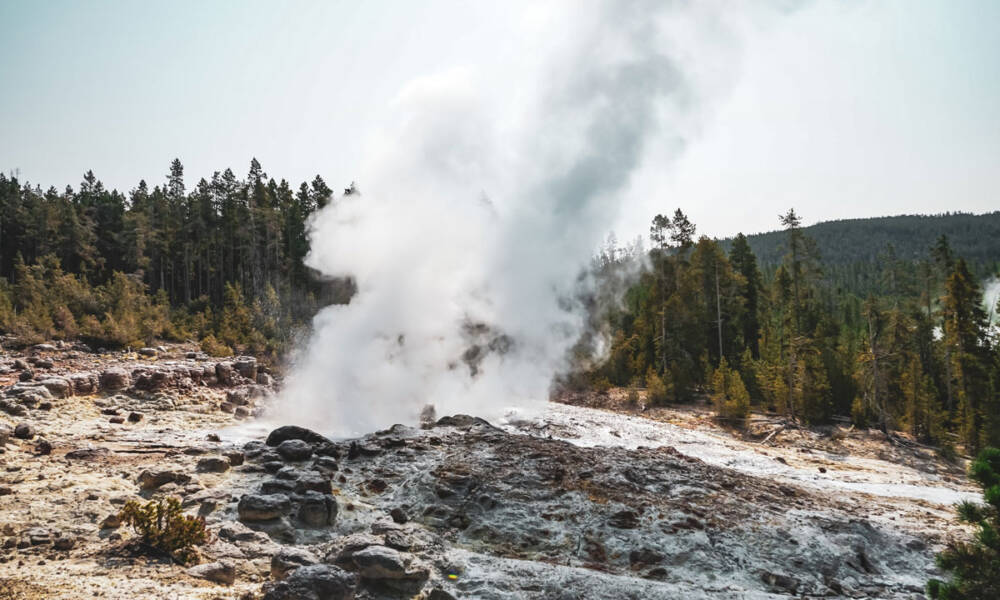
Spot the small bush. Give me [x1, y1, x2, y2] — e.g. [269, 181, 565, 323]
[850, 396, 869, 428]
[710, 357, 750, 426]
[199, 334, 231, 357]
[118, 497, 209, 565]
[591, 376, 613, 393]
[645, 368, 671, 405]
[626, 386, 640, 406]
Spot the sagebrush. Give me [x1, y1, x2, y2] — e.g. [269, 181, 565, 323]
[118, 497, 208, 565]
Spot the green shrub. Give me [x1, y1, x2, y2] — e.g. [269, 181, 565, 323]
[646, 367, 671, 405]
[710, 357, 751, 426]
[626, 386, 640, 406]
[118, 497, 209, 565]
[591, 376, 613, 393]
[199, 334, 231, 357]
[927, 447, 1000, 599]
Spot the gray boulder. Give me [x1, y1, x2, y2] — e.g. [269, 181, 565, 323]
[226, 389, 250, 406]
[262, 564, 357, 600]
[238, 493, 291, 522]
[295, 474, 332, 495]
[271, 547, 320, 581]
[351, 546, 428, 583]
[0, 399, 27, 416]
[218, 521, 275, 546]
[297, 491, 337, 528]
[277, 439, 313, 461]
[234, 356, 257, 380]
[38, 377, 72, 398]
[7, 383, 53, 399]
[215, 362, 234, 385]
[99, 368, 131, 391]
[196, 457, 230, 473]
[14, 423, 35, 440]
[137, 469, 190, 490]
[68, 372, 98, 395]
[186, 560, 236, 585]
[266, 425, 334, 447]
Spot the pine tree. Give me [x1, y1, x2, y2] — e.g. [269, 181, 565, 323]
[692, 237, 745, 366]
[710, 357, 750, 425]
[854, 297, 890, 429]
[943, 259, 991, 451]
[310, 175, 333, 209]
[902, 355, 940, 442]
[729, 233, 763, 357]
[927, 447, 1000, 599]
[780, 209, 805, 333]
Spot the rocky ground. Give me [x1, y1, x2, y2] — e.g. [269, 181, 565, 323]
[0, 343, 977, 599]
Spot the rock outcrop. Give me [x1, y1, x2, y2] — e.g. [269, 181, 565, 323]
[262, 564, 357, 600]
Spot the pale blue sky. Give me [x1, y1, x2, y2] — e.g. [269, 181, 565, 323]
[1, 0, 998, 237]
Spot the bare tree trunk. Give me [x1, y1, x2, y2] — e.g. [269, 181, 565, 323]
[867, 310, 884, 432]
[944, 346, 954, 411]
[715, 262, 723, 363]
[660, 261, 668, 375]
[184, 244, 191, 303]
[787, 341, 796, 418]
[661, 300, 667, 374]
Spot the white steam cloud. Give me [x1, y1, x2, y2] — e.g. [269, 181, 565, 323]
[984, 277, 1000, 327]
[279, 1, 787, 436]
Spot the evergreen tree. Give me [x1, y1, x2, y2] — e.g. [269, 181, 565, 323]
[311, 175, 333, 209]
[927, 447, 1000, 600]
[729, 233, 763, 358]
[943, 259, 992, 451]
[0, 160, 347, 355]
[710, 357, 751, 425]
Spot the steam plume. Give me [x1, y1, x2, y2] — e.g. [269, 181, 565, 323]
[279, 1, 777, 435]
[984, 277, 1000, 326]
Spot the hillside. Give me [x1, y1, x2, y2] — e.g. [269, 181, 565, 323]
[723, 212, 1000, 276]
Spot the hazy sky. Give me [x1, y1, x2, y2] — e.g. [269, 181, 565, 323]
[1, 0, 998, 239]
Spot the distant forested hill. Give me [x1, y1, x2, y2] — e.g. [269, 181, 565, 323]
[722, 212, 1000, 287]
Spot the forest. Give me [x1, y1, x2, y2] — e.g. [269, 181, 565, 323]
[722, 211, 1000, 299]
[0, 159, 351, 356]
[2, 161, 999, 452]
[583, 208, 1000, 454]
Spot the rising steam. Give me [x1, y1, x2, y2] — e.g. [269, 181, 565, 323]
[278, 1, 783, 435]
[985, 277, 1000, 327]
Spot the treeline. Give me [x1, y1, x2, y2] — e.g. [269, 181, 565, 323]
[722, 212, 1000, 298]
[583, 209, 1000, 454]
[0, 159, 351, 354]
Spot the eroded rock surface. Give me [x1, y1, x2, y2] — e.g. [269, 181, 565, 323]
[0, 340, 976, 599]
[0, 341, 281, 598]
